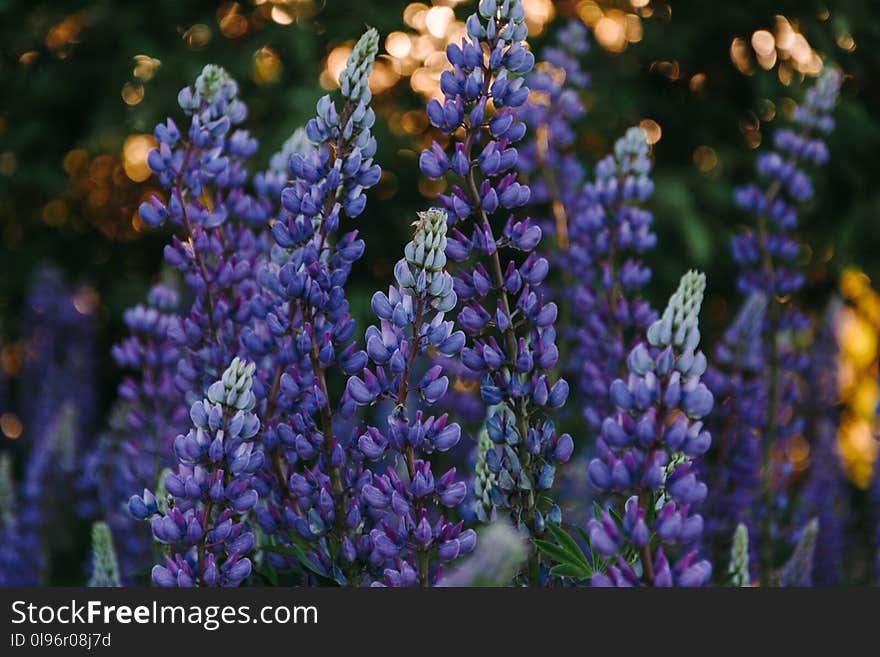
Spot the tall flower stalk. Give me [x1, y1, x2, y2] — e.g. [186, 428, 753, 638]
[253, 27, 381, 582]
[702, 293, 766, 575]
[569, 127, 657, 434]
[129, 358, 262, 587]
[587, 271, 713, 586]
[419, 0, 572, 584]
[348, 208, 475, 586]
[139, 64, 267, 403]
[726, 67, 841, 578]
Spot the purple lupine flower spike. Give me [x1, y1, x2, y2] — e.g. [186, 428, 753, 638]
[712, 67, 841, 579]
[567, 127, 658, 437]
[130, 358, 262, 587]
[419, 0, 570, 585]
[587, 271, 713, 587]
[252, 28, 382, 583]
[350, 208, 474, 586]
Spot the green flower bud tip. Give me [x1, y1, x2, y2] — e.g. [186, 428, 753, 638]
[728, 523, 750, 587]
[339, 27, 379, 103]
[405, 209, 448, 273]
[648, 269, 706, 350]
[208, 357, 257, 410]
[88, 521, 121, 588]
[195, 64, 237, 104]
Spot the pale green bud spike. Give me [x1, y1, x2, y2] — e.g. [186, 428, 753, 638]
[339, 27, 379, 105]
[728, 523, 750, 587]
[777, 518, 818, 587]
[473, 425, 498, 523]
[406, 209, 448, 274]
[0, 452, 16, 524]
[88, 521, 121, 587]
[208, 357, 256, 410]
[647, 270, 706, 350]
[195, 64, 237, 104]
[614, 127, 651, 175]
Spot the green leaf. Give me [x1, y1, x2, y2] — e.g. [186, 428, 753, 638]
[534, 539, 576, 567]
[546, 523, 590, 569]
[549, 563, 591, 580]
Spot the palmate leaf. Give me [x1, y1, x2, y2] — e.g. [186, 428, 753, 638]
[549, 562, 591, 579]
[535, 523, 594, 581]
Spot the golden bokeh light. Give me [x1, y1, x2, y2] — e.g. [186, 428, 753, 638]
[522, 0, 555, 36]
[836, 32, 856, 52]
[183, 23, 212, 50]
[425, 6, 455, 38]
[836, 268, 880, 488]
[320, 42, 354, 90]
[735, 16, 823, 83]
[121, 82, 145, 106]
[730, 37, 753, 75]
[45, 12, 90, 53]
[693, 145, 718, 172]
[638, 119, 661, 145]
[0, 412, 23, 440]
[575, 1, 644, 52]
[594, 12, 627, 53]
[218, 2, 250, 38]
[133, 55, 161, 81]
[688, 74, 708, 96]
[122, 134, 158, 183]
[386, 32, 412, 59]
[73, 286, 100, 315]
[253, 46, 282, 85]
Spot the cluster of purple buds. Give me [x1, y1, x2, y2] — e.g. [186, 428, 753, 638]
[251, 28, 381, 581]
[129, 358, 262, 587]
[731, 67, 842, 300]
[726, 68, 841, 573]
[112, 283, 184, 454]
[569, 127, 658, 434]
[137, 64, 268, 410]
[587, 271, 713, 587]
[348, 208, 475, 586]
[419, 2, 571, 563]
[253, 128, 310, 207]
[140, 64, 265, 229]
